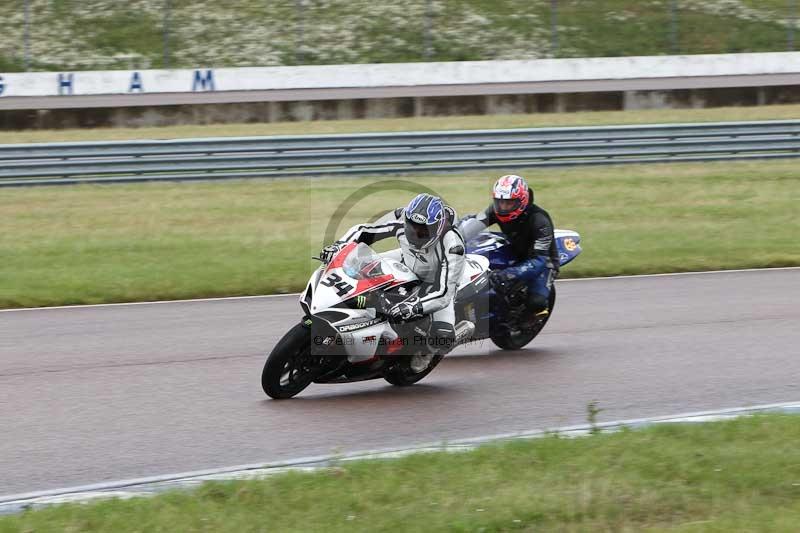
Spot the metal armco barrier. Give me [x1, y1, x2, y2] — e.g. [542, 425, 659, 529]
[1, 120, 800, 187]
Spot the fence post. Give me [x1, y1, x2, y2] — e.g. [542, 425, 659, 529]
[550, 0, 558, 57]
[295, 0, 305, 64]
[789, 0, 797, 51]
[163, 0, 172, 68]
[670, 0, 679, 54]
[423, 0, 433, 59]
[24, 0, 31, 71]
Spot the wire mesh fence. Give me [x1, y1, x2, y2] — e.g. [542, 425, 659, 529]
[2, 0, 799, 72]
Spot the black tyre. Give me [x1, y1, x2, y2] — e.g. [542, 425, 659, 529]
[262, 322, 316, 399]
[490, 287, 556, 350]
[384, 353, 444, 386]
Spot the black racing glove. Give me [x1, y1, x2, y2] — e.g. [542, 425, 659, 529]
[389, 297, 423, 320]
[319, 241, 346, 264]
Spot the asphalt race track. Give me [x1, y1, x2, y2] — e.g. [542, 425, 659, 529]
[1, 268, 798, 496]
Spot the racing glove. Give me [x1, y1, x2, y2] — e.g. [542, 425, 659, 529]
[489, 269, 513, 290]
[319, 241, 345, 264]
[389, 297, 423, 320]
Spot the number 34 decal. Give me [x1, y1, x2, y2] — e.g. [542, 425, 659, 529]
[320, 272, 354, 297]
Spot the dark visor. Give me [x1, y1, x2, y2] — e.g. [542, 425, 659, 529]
[409, 222, 429, 238]
[493, 198, 521, 215]
[405, 220, 432, 247]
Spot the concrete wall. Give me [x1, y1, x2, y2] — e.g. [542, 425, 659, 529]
[4, 52, 800, 101]
[2, 85, 798, 131]
[3, 53, 800, 129]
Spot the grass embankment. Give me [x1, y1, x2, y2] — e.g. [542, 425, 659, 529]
[3, 104, 800, 144]
[1, 160, 798, 309]
[3, 415, 800, 531]
[0, 0, 795, 72]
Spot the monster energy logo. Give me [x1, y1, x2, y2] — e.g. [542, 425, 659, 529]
[356, 295, 367, 308]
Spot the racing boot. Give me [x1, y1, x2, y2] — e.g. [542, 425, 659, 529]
[520, 308, 549, 332]
[519, 289, 550, 331]
[409, 320, 473, 372]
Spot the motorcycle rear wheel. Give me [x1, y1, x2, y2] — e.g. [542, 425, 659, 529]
[262, 322, 316, 399]
[490, 287, 556, 350]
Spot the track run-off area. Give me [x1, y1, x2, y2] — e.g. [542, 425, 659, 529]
[1, 268, 798, 497]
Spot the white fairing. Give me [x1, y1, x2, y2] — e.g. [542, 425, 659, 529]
[336, 323, 398, 363]
[460, 254, 490, 287]
[383, 259, 418, 283]
[310, 249, 416, 314]
[303, 243, 489, 363]
[554, 228, 579, 240]
[304, 243, 416, 363]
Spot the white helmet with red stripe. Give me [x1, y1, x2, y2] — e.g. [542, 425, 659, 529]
[492, 175, 530, 222]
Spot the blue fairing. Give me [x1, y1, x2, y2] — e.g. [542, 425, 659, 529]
[555, 232, 582, 267]
[465, 233, 517, 270]
[466, 231, 582, 270]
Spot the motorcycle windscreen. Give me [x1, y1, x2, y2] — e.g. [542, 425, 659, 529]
[342, 243, 386, 280]
[313, 243, 396, 311]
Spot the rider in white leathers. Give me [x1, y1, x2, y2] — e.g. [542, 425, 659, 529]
[320, 193, 466, 355]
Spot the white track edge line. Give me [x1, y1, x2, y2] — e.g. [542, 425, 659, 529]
[2, 399, 799, 506]
[2, 266, 798, 313]
[0, 292, 297, 313]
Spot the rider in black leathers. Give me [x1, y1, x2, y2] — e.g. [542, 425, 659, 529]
[458, 175, 559, 323]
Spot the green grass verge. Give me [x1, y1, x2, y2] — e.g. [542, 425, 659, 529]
[3, 104, 800, 144]
[1, 159, 798, 309]
[1, 1, 797, 72]
[3, 414, 800, 531]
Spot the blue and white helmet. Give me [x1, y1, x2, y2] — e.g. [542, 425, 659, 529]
[403, 193, 447, 250]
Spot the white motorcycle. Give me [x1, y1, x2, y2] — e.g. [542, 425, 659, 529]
[261, 228, 581, 399]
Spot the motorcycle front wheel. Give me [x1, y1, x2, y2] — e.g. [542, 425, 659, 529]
[262, 322, 317, 399]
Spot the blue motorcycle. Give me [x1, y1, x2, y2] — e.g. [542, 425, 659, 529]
[456, 229, 583, 350]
